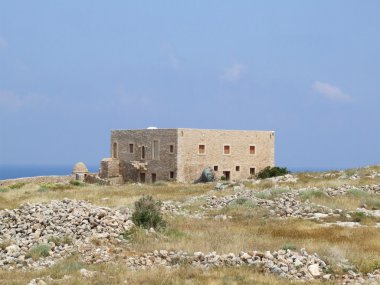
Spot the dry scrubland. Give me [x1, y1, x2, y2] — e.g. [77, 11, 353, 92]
[0, 166, 380, 284]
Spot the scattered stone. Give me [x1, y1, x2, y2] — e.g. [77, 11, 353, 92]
[79, 268, 96, 278]
[0, 199, 134, 269]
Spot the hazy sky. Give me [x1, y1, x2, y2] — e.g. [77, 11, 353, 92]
[0, 1, 379, 169]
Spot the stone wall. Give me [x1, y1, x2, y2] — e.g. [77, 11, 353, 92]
[100, 158, 120, 179]
[177, 129, 275, 182]
[111, 129, 178, 183]
[107, 128, 275, 183]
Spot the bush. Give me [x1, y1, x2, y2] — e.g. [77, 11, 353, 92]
[257, 166, 290, 179]
[362, 198, 380, 210]
[9, 182, 26, 189]
[40, 183, 73, 191]
[69, 180, 83, 186]
[26, 244, 51, 260]
[352, 212, 366, 222]
[132, 196, 166, 230]
[300, 190, 328, 201]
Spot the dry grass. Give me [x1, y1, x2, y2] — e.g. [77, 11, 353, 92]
[0, 182, 213, 210]
[1, 167, 380, 283]
[0, 256, 324, 285]
[126, 212, 380, 274]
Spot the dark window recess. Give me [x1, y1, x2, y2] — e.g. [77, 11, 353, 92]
[236, 166, 240, 171]
[129, 144, 134, 153]
[199, 144, 205, 154]
[153, 140, 159, 159]
[140, 173, 146, 183]
[141, 146, 146, 159]
[250, 168, 256, 175]
[112, 142, 118, 158]
[224, 145, 230, 154]
[151, 173, 157, 183]
[214, 165, 218, 171]
[223, 171, 231, 181]
[169, 145, 174, 153]
[170, 171, 174, 179]
[250, 145, 256, 155]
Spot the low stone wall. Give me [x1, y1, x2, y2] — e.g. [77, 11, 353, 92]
[0, 176, 72, 187]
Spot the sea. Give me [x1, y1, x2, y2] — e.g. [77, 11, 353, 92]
[0, 165, 336, 180]
[0, 165, 99, 180]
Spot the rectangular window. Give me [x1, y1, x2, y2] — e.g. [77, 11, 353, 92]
[198, 144, 205, 154]
[140, 172, 146, 183]
[170, 171, 174, 179]
[250, 168, 256, 175]
[250, 145, 256, 155]
[223, 145, 230, 155]
[236, 166, 240, 171]
[214, 165, 218, 171]
[151, 173, 157, 183]
[129, 143, 134, 153]
[153, 140, 159, 160]
[169, 145, 174, 153]
[141, 146, 146, 159]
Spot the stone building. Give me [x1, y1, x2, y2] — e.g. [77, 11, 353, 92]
[72, 162, 89, 181]
[100, 128, 275, 183]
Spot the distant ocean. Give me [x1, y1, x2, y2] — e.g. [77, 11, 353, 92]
[0, 165, 99, 180]
[0, 165, 337, 180]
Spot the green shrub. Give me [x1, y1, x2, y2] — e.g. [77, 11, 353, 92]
[50, 257, 85, 279]
[347, 189, 369, 198]
[69, 180, 83, 186]
[132, 196, 166, 230]
[352, 212, 366, 222]
[235, 198, 248, 205]
[282, 243, 297, 251]
[300, 190, 328, 201]
[26, 244, 51, 260]
[362, 198, 380, 210]
[9, 182, 26, 189]
[48, 235, 72, 246]
[229, 198, 256, 209]
[220, 176, 226, 181]
[40, 183, 73, 191]
[37, 187, 49, 192]
[0, 188, 9, 193]
[257, 166, 290, 179]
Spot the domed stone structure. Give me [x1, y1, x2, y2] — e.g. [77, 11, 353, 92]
[72, 162, 89, 181]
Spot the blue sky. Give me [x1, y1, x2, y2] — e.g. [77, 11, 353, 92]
[0, 1, 379, 170]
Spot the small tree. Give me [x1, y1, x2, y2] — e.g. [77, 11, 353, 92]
[132, 196, 166, 230]
[257, 166, 290, 179]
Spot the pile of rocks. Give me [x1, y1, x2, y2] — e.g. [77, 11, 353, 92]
[0, 198, 134, 269]
[304, 184, 380, 197]
[126, 248, 328, 281]
[335, 269, 380, 284]
[160, 200, 205, 219]
[264, 174, 299, 183]
[203, 190, 338, 219]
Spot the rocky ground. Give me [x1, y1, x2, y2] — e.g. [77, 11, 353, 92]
[0, 166, 380, 284]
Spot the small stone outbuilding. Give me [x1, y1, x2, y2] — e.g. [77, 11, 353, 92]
[72, 162, 89, 181]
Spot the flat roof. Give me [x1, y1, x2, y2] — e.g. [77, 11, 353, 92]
[111, 128, 274, 132]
